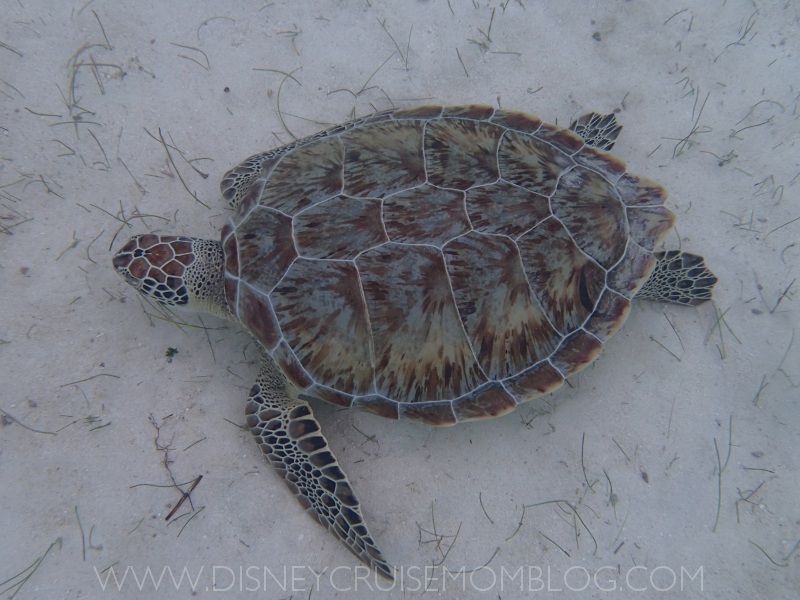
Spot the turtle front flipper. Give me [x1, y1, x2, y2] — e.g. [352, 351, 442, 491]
[635, 250, 718, 306]
[245, 354, 393, 581]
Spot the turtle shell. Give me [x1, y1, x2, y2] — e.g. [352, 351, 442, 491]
[219, 105, 675, 426]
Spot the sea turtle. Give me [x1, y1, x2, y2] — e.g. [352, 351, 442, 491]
[113, 105, 717, 581]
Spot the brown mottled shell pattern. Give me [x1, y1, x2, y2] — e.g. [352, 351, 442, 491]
[219, 105, 675, 426]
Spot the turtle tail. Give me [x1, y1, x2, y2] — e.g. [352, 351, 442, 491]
[635, 251, 718, 306]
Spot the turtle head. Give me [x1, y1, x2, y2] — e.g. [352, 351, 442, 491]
[113, 234, 230, 318]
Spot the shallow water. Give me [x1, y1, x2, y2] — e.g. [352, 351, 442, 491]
[1, 1, 798, 598]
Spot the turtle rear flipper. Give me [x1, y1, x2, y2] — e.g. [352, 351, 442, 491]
[635, 251, 717, 306]
[570, 112, 623, 151]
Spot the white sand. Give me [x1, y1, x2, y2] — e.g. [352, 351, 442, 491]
[1, 1, 798, 598]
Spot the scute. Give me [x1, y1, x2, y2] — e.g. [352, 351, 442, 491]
[466, 181, 549, 237]
[383, 185, 470, 246]
[517, 217, 606, 335]
[271, 258, 374, 396]
[341, 120, 425, 197]
[607, 243, 657, 297]
[260, 137, 344, 215]
[294, 195, 387, 259]
[236, 284, 281, 350]
[504, 361, 564, 402]
[425, 118, 503, 189]
[452, 382, 518, 422]
[533, 123, 585, 155]
[399, 401, 457, 426]
[443, 231, 561, 379]
[499, 129, 574, 196]
[357, 243, 487, 402]
[627, 205, 675, 250]
[585, 290, 631, 341]
[575, 145, 626, 183]
[490, 109, 542, 133]
[550, 330, 604, 376]
[551, 166, 628, 269]
[235, 207, 296, 293]
[222, 105, 676, 425]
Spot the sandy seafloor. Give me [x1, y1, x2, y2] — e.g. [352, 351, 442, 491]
[1, 1, 798, 598]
